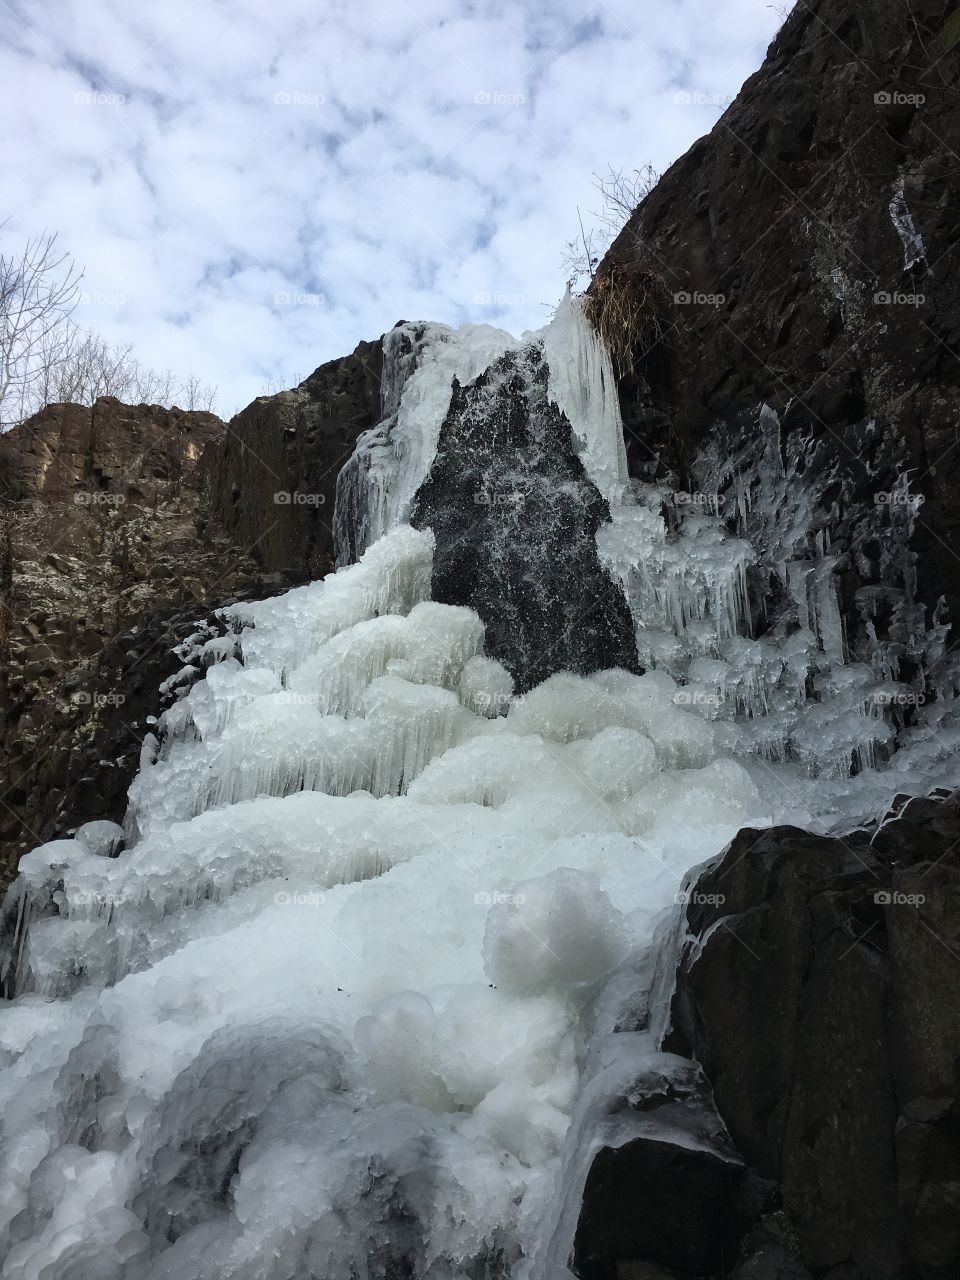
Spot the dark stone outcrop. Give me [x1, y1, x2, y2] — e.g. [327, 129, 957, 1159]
[410, 346, 639, 691]
[207, 337, 384, 578]
[573, 1053, 765, 1279]
[0, 341, 385, 888]
[665, 791, 960, 1279]
[0, 397, 257, 887]
[601, 0, 960, 683]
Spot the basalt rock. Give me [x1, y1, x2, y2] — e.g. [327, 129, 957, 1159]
[601, 0, 960, 691]
[208, 337, 384, 578]
[666, 791, 960, 1280]
[410, 346, 640, 692]
[572, 1052, 765, 1280]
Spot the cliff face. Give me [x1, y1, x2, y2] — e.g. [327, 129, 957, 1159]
[208, 337, 384, 578]
[0, 343, 381, 885]
[0, 398, 243, 884]
[602, 0, 960, 689]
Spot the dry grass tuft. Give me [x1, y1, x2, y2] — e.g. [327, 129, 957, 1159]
[583, 257, 670, 376]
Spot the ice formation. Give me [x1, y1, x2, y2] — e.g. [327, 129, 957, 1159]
[1, 296, 958, 1280]
[889, 175, 927, 272]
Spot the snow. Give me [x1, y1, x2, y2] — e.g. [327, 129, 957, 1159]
[1, 295, 959, 1279]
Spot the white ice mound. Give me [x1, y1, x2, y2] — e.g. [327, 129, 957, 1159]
[483, 868, 629, 996]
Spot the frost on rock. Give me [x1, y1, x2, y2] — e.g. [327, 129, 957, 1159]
[334, 320, 517, 566]
[408, 336, 640, 691]
[889, 175, 927, 272]
[1, 296, 959, 1280]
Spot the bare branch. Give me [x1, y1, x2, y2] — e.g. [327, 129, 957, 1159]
[0, 229, 83, 427]
[1, 224, 219, 426]
[561, 164, 661, 292]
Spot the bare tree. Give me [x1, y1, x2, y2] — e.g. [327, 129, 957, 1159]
[2, 225, 220, 426]
[25, 327, 217, 415]
[179, 371, 218, 412]
[562, 165, 660, 290]
[32, 327, 133, 407]
[0, 229, 83, 428]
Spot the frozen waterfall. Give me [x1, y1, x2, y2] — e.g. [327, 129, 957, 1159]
[1, 296, 958, 1280]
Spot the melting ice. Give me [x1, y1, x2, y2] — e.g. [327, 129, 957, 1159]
[1, 296, 958, 1280]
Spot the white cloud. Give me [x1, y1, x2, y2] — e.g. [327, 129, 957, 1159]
[1, 0, 784, 415]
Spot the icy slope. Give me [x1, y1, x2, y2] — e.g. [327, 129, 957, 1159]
[0, 524, 772, 1280]
[1, 296, 958, 1280]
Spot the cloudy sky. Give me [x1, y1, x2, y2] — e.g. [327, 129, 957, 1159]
[2, 0, 784, 417]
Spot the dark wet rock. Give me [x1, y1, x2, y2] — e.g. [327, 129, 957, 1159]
[207, 337, 384, 578]
[570, 1048, 770, 1280]
[411, 345, 639, 692]
[665, 792, 960, 1279]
